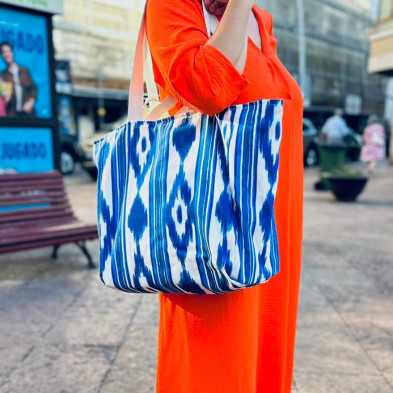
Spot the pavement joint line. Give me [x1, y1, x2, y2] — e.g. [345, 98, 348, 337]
[294, 371, 383, 376]
[304, 236, 392, 243]
[20, 345, 35, 363]
[0, 271, 92, 387]
[97, 294, 144, 393]
[315, 283, 393, 390]
[0, 345, 35, 390]
[40, 271, 91, 339]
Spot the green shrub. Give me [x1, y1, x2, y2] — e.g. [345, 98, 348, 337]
[330, 166, 365, 177]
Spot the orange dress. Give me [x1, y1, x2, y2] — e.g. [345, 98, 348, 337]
[146, 1, 304, 392]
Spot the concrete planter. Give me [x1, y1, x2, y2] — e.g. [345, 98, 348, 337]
[322, 174, 368, 202]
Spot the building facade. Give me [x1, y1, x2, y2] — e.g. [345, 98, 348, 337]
[52, 0, 143, 140]
[368, 0, 393, 162]
[53, 0, 388, 138]
[256, 0, 387, 124]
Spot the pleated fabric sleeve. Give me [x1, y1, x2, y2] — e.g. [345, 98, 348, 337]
[146, 0, 250, 115]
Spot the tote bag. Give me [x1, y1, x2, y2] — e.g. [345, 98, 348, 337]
[93, 2, 284, 294]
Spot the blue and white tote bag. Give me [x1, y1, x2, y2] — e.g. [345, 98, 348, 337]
[93, 3, 284, 294]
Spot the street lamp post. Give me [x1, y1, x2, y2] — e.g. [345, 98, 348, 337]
[296, 0, 307, 106]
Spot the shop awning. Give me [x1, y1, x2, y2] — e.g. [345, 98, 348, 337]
[368, 29, 393, 75]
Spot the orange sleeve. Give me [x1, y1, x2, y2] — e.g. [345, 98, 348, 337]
[146, 0, 250, 116]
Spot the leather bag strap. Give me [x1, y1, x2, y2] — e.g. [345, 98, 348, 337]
[127, 1, 218, 121]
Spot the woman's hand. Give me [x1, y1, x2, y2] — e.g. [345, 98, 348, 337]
[203, 0, 229, 16]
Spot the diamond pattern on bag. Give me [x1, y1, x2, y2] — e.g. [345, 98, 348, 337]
[130, 123, 153, 178]
[128, 194, 148, 241]
[165, 119, 196, 265]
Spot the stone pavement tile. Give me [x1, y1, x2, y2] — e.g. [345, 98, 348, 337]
[100, 325, 158, 393]
[302, 235, 364, 269]
[305, 264, 393, 375]
[132, 295, 159, 326]
[297, 271, 330, 315]
[295, 372, 393, 393]
[291, 378, 300, 392]
[0, 346, 32, 381]
[295, 298, 378, 375]
[307, 266, 381, 310]
[44, 280, 143, 347]
[0, 265, 90, 382]
[384, 373, 393, 389]
[336, 309, 393, 375]
[0, 343, 113, 393]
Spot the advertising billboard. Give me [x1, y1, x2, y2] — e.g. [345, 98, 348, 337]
[0, 0, 63, 14]
[0, 7, 52, 119]
[0, 127, 54, 173]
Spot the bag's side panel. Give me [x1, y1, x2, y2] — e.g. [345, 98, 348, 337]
[94, 133, 117, 289]
[255, 99, 283, 281]
[204, 113, 242, 292]
[123, 122, 157, 292]
[163, 115, 210, 294]
[148, 119, 179, 292]
[110, 126, 135, 292]
[216, 99, 283, 287]
[191, 114, 235, 293]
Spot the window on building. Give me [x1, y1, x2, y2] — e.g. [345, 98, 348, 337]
[379, 0, 393, 20]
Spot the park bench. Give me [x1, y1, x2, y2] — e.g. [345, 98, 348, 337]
[0, 171, 98, 268]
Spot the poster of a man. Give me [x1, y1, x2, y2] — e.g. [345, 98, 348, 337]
[0, 41, 37, 118]
[0, 6, 52, 119]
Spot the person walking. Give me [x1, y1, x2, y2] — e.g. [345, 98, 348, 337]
[321, 107, 349, 145]
[145, 0, 304, 391]
[361, 115, 386, 173]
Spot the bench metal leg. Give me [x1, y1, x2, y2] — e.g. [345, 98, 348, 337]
[75, 241, 96, 269]
[52, 245, 61, 259]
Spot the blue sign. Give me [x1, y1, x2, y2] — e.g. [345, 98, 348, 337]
[58, 95, 76, 136]
[0, 128, 54, 173]
[0, 7, 52, 119]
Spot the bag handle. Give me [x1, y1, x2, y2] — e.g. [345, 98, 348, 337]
[127, 1, 219, 122]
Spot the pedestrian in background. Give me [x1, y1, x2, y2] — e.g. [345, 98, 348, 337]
[321, 107, 349, 145]
[361, 114, 386, 173]
[146, 0, 304, 392]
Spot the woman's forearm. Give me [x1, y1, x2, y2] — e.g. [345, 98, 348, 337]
[205, 0, 253, 74]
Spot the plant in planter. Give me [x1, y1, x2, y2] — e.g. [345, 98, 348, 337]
[322, 166, 368, 202]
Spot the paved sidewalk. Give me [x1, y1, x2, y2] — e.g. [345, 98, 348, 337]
[0, 163, 392, 393]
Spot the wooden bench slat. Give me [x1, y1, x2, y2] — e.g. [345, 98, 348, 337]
[0, 190, 66, 201]
[0, 232, 98, 254]
[0, 171, 61, 182]
[0, 198, 69, 208]
[0, 205, 72, 217]
[0, 174, 63, 183]
[0, 216, 79, 233]
[0, 176, 63, 186]
[0, 182, 64, 193]
[0, 209, 74, 224]
[0, 223, 98, 246]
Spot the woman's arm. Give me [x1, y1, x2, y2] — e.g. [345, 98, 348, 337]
[146, 0, 252, 115]
[206, 0, 254, 74]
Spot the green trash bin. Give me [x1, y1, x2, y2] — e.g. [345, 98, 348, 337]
[315, 144, 347, 190]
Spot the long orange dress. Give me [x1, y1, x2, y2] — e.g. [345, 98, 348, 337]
[146, 1, 304, 392]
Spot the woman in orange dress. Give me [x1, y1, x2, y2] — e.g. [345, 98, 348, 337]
[146, 0, 304, 391]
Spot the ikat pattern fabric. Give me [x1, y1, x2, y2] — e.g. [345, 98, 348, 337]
[93, 99, 283, 294]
